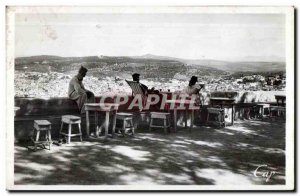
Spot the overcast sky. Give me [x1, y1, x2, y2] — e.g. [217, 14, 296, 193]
[15, 13, 285, 61]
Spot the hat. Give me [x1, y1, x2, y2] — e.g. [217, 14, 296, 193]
[132, 73, 140, 78]
[79, 66, 88, 74]
[190, 76, 198, 82]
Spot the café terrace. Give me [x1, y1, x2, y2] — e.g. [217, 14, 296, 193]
[13, 83, 286, 186]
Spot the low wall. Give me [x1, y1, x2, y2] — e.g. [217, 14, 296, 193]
[14, 91, 284, 141]
[201, 91, 284, 105]
[14, 95, 151, 141]
[15, 97, 79, 116]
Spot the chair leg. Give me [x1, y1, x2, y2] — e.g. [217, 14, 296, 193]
[163, 119, 167, 134]
[78, 123, 82, 142]
[48, 126, 52, 150]
[168, 116, 171, 132]
[207, 112, 210, 125]
[59, 121, 63, 141]
[35, 129, 40, 142]
[122, 119, 126, 136]
[31, 128, 36, 151]
[130, 119, 135, 136]
[68, 123, 71, 144]
[35, 129, 40, 151]
[221, 110, 226, 127]
[149, 117, 153, 132]
[185, 108, 188, 128]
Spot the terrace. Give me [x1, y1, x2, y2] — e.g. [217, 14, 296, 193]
[13, 91, 286, 186]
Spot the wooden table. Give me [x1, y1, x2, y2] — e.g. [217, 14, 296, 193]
[209, 97, 235, 126]
[166, 100, 200, 132]
[275, 95, 286, 106]
[85, 103, 119, 139]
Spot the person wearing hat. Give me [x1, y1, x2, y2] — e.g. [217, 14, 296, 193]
[68, 66, 95, 113]
[132, 73, 159, 95]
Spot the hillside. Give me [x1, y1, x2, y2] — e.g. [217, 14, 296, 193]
[15, 54, 285, 80]
[15, 55, 229, 79]
[134, 54, 286, 72]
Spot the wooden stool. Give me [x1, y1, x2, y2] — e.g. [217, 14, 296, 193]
[207, 108, 225, 127]
[115, 112, 135, 136]
[149, 112, 171, 133]
[270, 106, 286, 117]
[59, 115, 82, 143]
[31, 120, 52, 150]
[256, 104, 270, 119]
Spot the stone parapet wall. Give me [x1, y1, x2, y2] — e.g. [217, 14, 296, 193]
[13, 91, 285, 141]
[201, 91, 284, 105]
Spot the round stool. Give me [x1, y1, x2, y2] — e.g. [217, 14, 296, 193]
[59, 115, 82, 143]
[149, 112, 171, 133]
[31, 120, 52, 151]
[115, 112, 135, 136]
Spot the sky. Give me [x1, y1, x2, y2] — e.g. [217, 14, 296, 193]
[15, 13, 285, 61]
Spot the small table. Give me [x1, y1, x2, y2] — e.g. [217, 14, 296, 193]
[166, 99, 200, 132]
[85, 103, 119, 139]
[275, 95, 286, 106]
[209, 97, 235, 126]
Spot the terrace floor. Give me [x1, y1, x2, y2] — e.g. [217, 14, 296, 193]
[14, 117, 286, 186]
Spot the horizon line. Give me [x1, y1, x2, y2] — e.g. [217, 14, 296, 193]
[14, 53, 286, 63]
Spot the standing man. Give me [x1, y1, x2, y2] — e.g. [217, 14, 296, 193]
[68, 66, 95, 113]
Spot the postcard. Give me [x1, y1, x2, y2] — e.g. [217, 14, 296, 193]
[6, 6, 294, 191]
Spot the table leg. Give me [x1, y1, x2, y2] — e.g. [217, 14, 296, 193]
[86, 110, 90, 138]
[190, 109, 194, 131]
[95, 111, 99, 137]
[48, 125, 52, 149]
[112, 111, 117, 137]
[185, 108, 188, 128]
[231, 105, 235, 126]
[105, 111, 110, 139]
[174, 108, 177, 132]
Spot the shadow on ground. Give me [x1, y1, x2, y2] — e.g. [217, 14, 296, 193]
[14, 117, 286, 186]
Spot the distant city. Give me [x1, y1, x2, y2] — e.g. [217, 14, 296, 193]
[14, 55, 286, 98]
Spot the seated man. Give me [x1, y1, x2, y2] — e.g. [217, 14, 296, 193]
[68, 66, 95, 113]
[132, 73, 159, 95]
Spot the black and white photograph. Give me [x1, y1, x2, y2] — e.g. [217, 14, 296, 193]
[6, 6, 294, 191]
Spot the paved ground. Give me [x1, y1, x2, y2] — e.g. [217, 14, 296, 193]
[14, 117, 286, 186]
